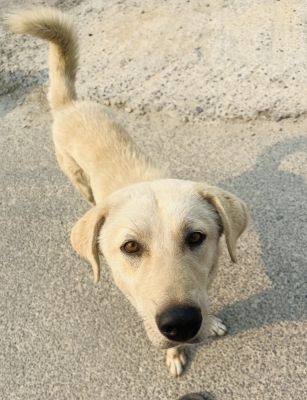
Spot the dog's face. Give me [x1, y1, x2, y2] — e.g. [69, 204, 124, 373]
[71, 179, 248, 349]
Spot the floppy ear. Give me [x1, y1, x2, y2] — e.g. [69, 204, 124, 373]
[198, 185, 249, 263]
[71, 202, 109, 283]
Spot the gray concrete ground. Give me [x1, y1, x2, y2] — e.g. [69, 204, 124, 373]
[1, 1, 307, 399]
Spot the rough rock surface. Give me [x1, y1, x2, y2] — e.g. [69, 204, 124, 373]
[1, 0, 307, 122]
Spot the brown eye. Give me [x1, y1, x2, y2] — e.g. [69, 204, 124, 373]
[123, 241, 140, 254]
[186, 232, 206, 248]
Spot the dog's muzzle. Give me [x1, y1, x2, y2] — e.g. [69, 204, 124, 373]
[157, 304, 202, 343]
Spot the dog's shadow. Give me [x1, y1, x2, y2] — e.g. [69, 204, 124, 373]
[215, 136, 307, 334]
[0, 69, 48, 118]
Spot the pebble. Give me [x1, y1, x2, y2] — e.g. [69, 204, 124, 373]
[104, 100, 110, 106]
[125, 107, 132, 113]
[195, 107, 204, 113]
[181, 116, 189, 123]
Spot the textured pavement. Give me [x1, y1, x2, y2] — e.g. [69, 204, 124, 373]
[1, 1, 307, 399]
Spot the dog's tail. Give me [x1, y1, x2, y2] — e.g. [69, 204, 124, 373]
[7, 7, 78, 111]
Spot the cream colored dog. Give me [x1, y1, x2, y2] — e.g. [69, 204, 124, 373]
[8, 8, 248, 377]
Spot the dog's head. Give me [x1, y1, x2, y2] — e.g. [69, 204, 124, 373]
[71, 179, 248, 349]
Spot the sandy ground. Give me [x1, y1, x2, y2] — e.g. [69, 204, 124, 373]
[1, 1, 307, 399]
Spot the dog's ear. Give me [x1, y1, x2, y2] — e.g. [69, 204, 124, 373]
[198, 185, 249, 263]
[71, 202, 109, 283]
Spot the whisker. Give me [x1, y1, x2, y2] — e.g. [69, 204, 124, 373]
[103, 224, 139, 236]
[121, 211, 141, 232]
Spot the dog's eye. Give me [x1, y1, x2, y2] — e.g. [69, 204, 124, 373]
[122, 241, 140, 254]
[186, 232, 206, 248]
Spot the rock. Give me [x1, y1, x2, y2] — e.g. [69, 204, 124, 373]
[104, 100, 110, 106]
[181, 116, 189, 123]
[195, 107, 203, 113]
[125, 107, 132, 113]
[274, 112, 291, 122]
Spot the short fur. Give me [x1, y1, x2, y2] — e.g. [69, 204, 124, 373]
[7, 7, 249, 377]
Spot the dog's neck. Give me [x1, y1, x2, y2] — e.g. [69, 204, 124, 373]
[92, 157, 169, 204]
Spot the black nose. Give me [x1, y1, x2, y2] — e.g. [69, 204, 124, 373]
[157, 305, 202, 342]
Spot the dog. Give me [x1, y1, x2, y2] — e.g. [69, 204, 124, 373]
[7, 7, 248, 377]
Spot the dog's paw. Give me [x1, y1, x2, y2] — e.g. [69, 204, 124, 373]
[166, 346, 187, 378]
[208, 316, 227, 337]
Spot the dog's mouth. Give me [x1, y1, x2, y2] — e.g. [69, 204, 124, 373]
[158, 334, 204, 349]
[149, 321, 206, 349]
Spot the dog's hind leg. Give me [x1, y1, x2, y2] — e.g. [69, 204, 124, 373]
[55, 150, 95, 205]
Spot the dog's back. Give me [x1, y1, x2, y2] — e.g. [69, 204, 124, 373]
[7, 8, 165, 203]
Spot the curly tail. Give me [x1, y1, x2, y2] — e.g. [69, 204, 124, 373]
[7, 7, 78, 111]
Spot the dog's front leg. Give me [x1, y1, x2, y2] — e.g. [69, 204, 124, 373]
[166, 346, 187, 378]
[208, 315, 227, 337]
